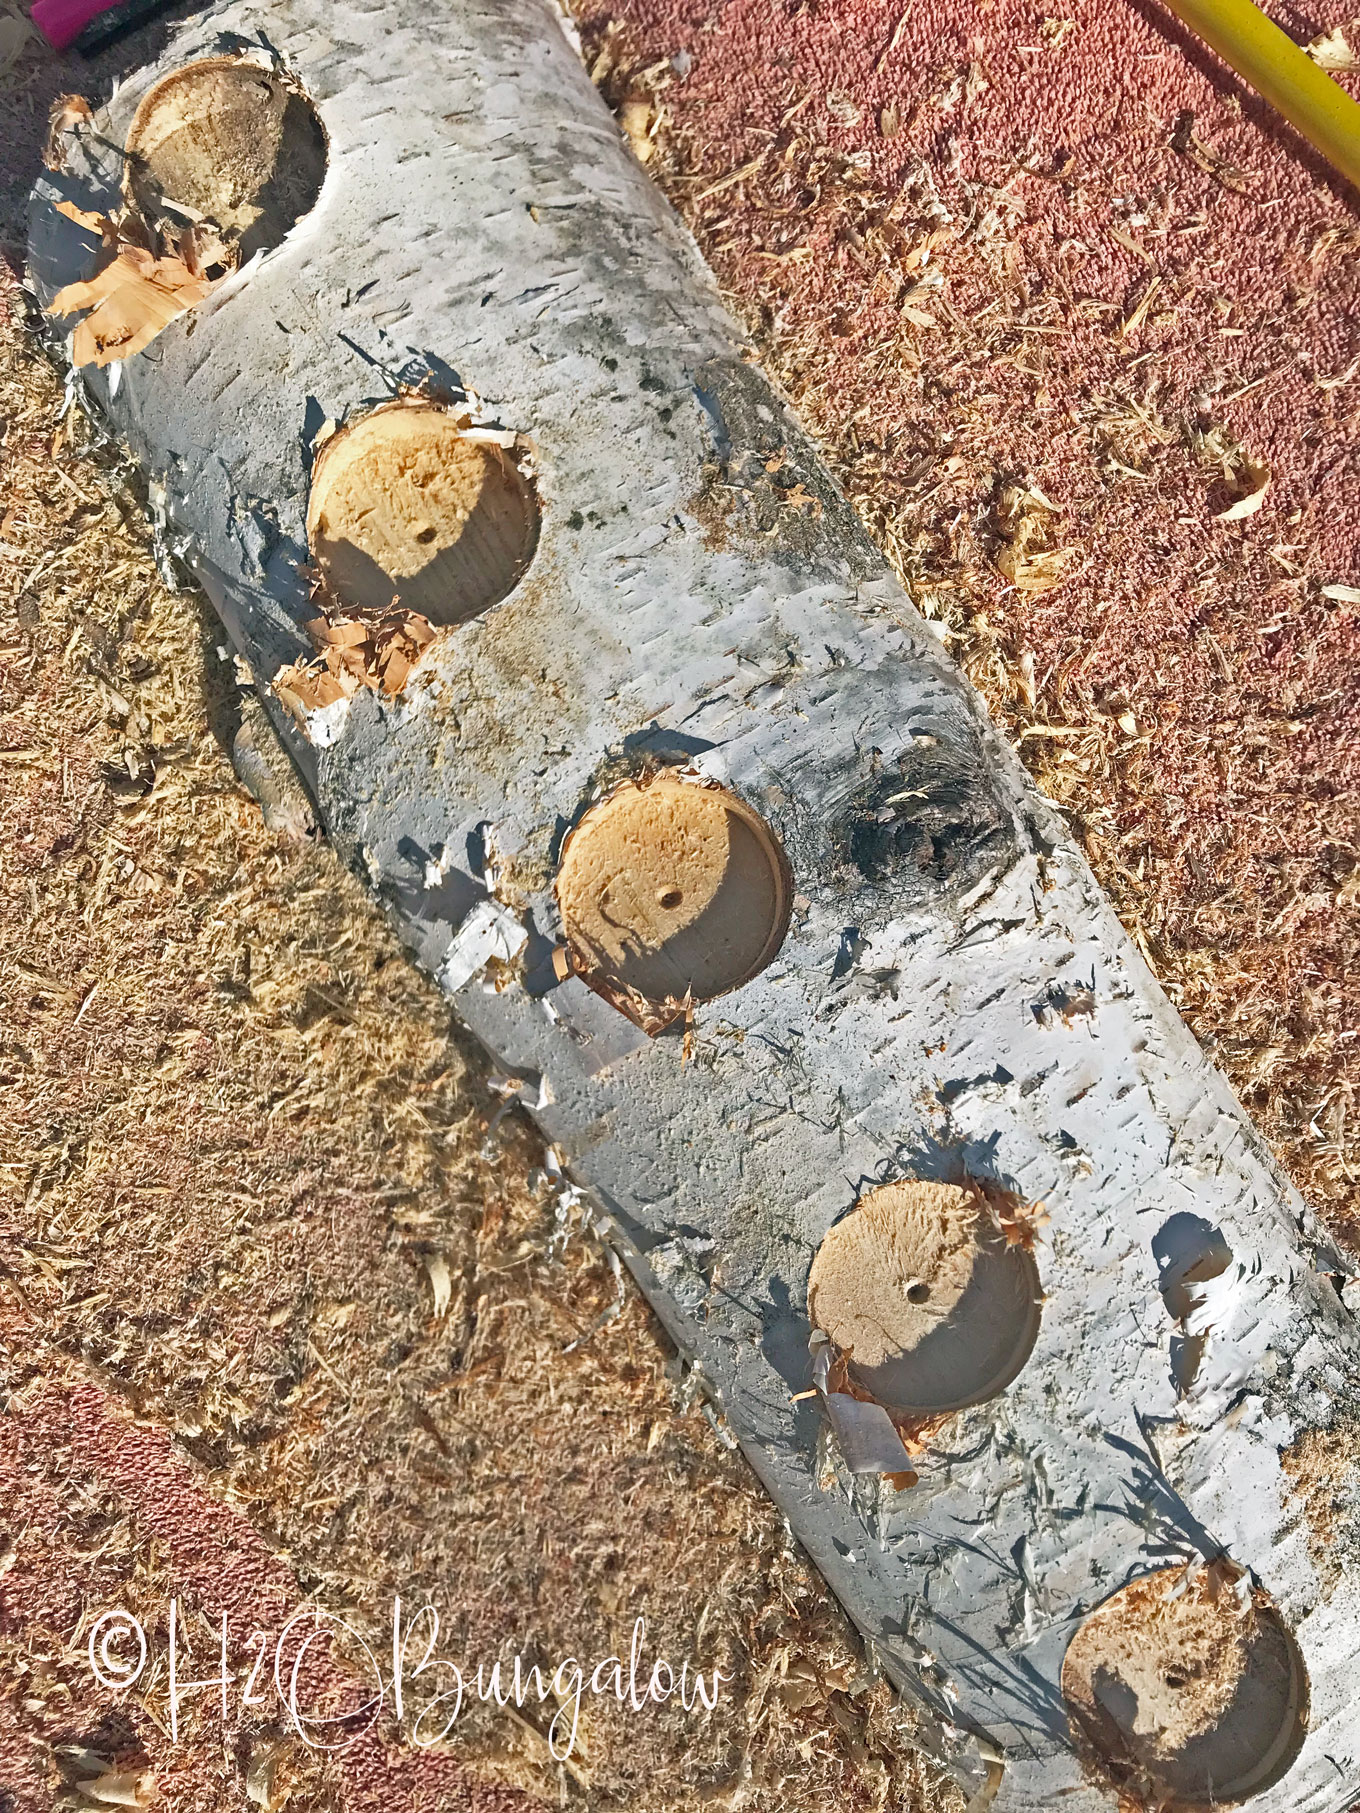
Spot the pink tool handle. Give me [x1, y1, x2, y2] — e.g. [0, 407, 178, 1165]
[30, 0, 116, 49]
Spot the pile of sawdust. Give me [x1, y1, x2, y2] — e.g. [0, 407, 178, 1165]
[0, 261, 954, 1813]
[1282, 1416, 1360, 1585]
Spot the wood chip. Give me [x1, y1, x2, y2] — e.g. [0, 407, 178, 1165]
[54, 200, 113, 238]
[619, 99, 655, 164]
[1307, 26, 1357, 70]
[1214, 459, 1270, 522]
[427, 1252, 452, 1317]
[1108, 225, 1154, 267]
[273, 605, 437, 724]
[51, 248, 212, 369]
[77, 1772, 155, 1808]
[1120, 275, 1160, 337]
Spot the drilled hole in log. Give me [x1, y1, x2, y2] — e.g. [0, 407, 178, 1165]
[807, 1180, 1041, 1415]
[125, 58, 327, 260]
[306, 402, 539, 625]
[556, 774, 791, 1028]
[1061, 1566, 1308, 1805]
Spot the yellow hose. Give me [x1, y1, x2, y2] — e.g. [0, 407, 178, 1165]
[1158, 0, 1360, 191]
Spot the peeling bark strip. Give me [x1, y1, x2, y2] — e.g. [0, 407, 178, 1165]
[25, 5, 1360, 1807]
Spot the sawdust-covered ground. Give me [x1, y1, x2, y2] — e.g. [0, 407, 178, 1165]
[1, 0, 1358, 1809]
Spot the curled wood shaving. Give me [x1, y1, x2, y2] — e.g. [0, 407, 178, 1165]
[1172, 112, 1256, 192]
[74, 1771, 156, 1808]
[43, 93, 93, 171]
[308, 607, 436, 694]
[1214, 458, 1270, 522]
[243, 1743, 280, 1810]
[426, 1251, 452, 1317]
[990, 1196, 1050, 1252]
[271, 656, 352, 717]
[619, 98, 658, 164]
[567, 959, 696, 1038]
[993, 481, 1077, 593]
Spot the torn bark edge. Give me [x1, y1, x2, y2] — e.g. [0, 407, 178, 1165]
[553, 931, 697, 1038]
[305, 388, 540, 498]
[812, 1331, 931, 1485]
[438, 899, 530, 994]
[43, 94, 94, 172]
